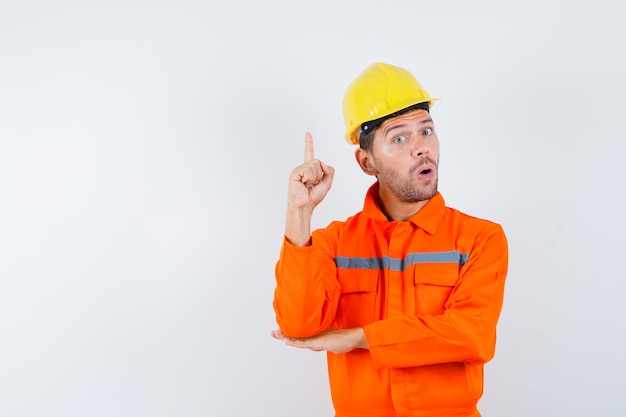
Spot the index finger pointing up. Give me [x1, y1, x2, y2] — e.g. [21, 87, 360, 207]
[304, 132, 315, 162]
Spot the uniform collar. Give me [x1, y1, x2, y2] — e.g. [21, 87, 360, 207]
[362, 182, 445, 235]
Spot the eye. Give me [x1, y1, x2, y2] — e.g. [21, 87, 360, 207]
[422, 128, 433, 136]
[392, 135, 407, 144]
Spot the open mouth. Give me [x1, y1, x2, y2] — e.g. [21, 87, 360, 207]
[414, 164, 435, 179]
[411, 159, 436, 179]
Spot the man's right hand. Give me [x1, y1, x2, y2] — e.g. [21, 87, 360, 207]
[288, 132, 335, 211]
[285, 132, 335, 246]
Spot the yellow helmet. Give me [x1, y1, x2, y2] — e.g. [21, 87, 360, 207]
[342, 62, 439, 145]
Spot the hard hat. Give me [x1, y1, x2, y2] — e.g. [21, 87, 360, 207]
[342, 62, 439, 145]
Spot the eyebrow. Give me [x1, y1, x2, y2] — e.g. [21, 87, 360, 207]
[383, 118, 433, 136]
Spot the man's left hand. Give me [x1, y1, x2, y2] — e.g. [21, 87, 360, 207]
[270, 328, 368, 354]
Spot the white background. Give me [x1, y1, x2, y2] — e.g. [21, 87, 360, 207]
[1, 1, 625, 416]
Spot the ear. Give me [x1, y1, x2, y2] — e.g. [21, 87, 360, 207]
[355, 148, 378, 176]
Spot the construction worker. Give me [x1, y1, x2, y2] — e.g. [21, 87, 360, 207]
[271, 62, 508, 417]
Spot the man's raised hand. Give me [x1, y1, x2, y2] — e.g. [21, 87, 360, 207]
[288, 132, 335, 212]
[283, 133, 335, 247]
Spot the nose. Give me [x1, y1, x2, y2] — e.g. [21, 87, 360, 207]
[412, 136, 430, 158]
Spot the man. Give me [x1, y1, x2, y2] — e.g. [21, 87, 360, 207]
[271, 62, 508, 417]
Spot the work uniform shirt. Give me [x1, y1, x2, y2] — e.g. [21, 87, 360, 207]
[274, 183, 508, 417]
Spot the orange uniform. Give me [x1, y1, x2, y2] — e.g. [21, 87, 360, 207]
[273, 183, 508, 417]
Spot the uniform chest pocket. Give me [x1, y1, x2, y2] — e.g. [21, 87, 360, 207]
[336, 269, 379, 327]
[413, 263, 459, 316]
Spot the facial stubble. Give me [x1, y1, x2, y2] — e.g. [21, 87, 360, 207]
[373, 156, 439, 203]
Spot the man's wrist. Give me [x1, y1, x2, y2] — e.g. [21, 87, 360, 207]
[285, 208, 313, 247]
[354, 327, 369, 350]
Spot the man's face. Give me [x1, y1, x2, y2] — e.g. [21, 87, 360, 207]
[370, 109, 440, 203]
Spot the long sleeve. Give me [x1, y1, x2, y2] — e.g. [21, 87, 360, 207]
[273, 235, 342, 338]
[364, 223, 508, 369]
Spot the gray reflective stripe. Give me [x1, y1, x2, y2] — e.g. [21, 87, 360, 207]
[335, 250, 469, 271]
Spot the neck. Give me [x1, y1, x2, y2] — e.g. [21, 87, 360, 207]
[377, 189, 430, 222]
